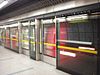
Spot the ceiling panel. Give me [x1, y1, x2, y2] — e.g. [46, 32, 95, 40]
[0, 0, 71, 21]
[0, 0, 18, 10]
[0, 0, 4, 3]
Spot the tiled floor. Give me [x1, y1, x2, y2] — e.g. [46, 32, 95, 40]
[0, 46, 70, 75]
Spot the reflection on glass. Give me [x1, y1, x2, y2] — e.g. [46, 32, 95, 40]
[10, 27, 18, 50]
[5, 28, 10, 48]
[0, 29, 3, 45]
[29, 25, 36, 59]
[2, 29, 5, 45]
[30, 26, 35, 52]
[43, 19, 56, 57]
[57, 13, 98, 75]
[22, 27, 29, 49]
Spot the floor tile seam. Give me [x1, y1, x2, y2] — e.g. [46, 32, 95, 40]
[7, 67, 34, 75]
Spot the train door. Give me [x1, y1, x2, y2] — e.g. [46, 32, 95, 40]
[10, 26, 19, 52]
[0, 29, 5, 45]
[56, 13, 98, 75]
[29, 21, 36, 59]
[40, 18, 56, 65]
[0, 29, 3, 45]
[1, 29, 5, 46]
[5, 27, 10, 48]
[21, 22, 29, 55]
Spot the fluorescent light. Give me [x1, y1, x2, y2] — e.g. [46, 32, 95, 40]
[42, 19, 54, 24]
[60, 51, 76, 57]
[8, 19, 14, 21]
[3, 23, 18, 28]
[31, 22, 35, 25]
[67, 14, 88, 21]
[0, 0, 8, 9]
[79, 46, 95, 51]
[9, 23, 18, 27]
[55, 17, 66, 22]
[0, 26, 3, 28]
[22, 22, 30, 26]
[58, 40, 92, 45]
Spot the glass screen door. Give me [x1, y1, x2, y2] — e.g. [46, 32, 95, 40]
[29, 22, 36, 59]
[10, 27, 19, 52]
[5, 27, 10, 48]
[56, 14, 98, 75]
[41, 18, 56, 66]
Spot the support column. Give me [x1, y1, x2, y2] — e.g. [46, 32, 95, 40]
[18, 21, 22, 54]
[35, 19, 40, 60]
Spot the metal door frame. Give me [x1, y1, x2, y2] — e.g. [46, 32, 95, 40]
[40, 18, 56, 66]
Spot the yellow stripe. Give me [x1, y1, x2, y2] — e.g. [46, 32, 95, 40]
[12, 39, 17, 41]
[58, 46, 97, 54]
[0, 36, 98, 55]
[21, 40, 35, 44]
[11, 39, 18, 41]
[30, 41, 35, 44]
[22, 40, 29, 43]
[1, 37, 6, 39]
[44, 43, 56, 46]
[6, 38, 10, 39]
[43, 42, 97, 55]
[0, 36, 8, 39]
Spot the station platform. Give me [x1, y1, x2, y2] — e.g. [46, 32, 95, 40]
[0, 46, 70, 75]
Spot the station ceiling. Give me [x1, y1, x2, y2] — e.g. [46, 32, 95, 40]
[0, 0, 70, 21]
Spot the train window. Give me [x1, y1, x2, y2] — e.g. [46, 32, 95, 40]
[0, 29, 2, 44]
[21, 21, 30, 52]
[29, 24, 36, 58]
[0, 29, 5, 45]
[56, 13, 99, 75]
[10, 27, 19, 51]
[42, 19, 56, 57]
[22, 27, 29, 49]
[5, 27, 10, 48]
[2, 29, 5, 46]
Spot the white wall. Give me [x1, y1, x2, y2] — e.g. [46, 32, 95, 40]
[0, 0, 99, 24]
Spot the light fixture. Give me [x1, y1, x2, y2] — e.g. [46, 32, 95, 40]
[22, 22, 30, 26]
[79, 46, 95, 51]
[42, 19, 54, 24]
[60, 51, 76, 57]
[2, 23, 18, 28]
[31, 21, 35, 25]
[0, 0, 8, 9]
[67, 14, 88, 21]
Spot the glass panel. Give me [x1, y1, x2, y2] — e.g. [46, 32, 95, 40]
[29, 25, 36, 59]
[40, 28, 42, 53]
[30, 25, 35, 51]
[22, 26, 29, 50]
[10, 27, 19, 50]
[2, 29, 5, 46]
[5, 28, 10, 48]
[42, 19, 56, 57]
[0, 29, 3, 45]
[57, 13, 98, 75]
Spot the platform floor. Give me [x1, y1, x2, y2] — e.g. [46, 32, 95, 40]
[0, 46, 70, 75]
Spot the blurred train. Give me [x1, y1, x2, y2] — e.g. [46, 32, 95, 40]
[0, 26, 19, 52]
[43, 13, 98, 75]
[44, 22, 67, 57]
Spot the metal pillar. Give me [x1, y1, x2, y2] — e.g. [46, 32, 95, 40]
[18, 21, 22, 54]
[35, 19, 41, 60]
